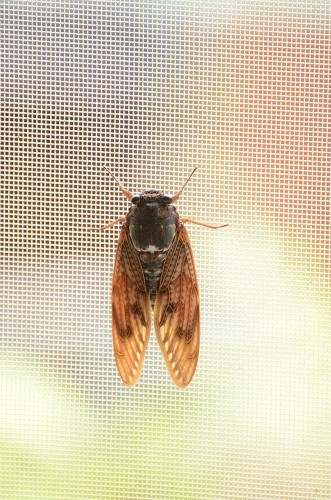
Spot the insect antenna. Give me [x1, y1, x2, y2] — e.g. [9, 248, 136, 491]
[171, 167, 198, 203]
[103, 166, 133, 201]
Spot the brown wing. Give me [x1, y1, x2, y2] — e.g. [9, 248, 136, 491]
[154, 225, 200, 388]
[112, 227, 151, 387]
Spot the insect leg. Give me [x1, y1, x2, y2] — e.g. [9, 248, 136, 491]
[179, 218, 228, 229]
[98, 216, 126, 231]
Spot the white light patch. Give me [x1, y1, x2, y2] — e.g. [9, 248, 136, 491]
[0, 363, 91, 457]
[143, 244, 160, 253]
[204, 227, 330, 447]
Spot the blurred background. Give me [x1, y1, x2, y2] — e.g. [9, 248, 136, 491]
[1, 1, 330, 499]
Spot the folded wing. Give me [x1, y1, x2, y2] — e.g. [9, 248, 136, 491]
[112, 228, 151, 387]
[154, 226, 200, 387]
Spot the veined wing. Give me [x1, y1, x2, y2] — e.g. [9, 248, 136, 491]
[112, 227, 151, 387]
[154, 225, 200, 387]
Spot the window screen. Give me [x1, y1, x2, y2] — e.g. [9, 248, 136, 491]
[1, 1, 330, 499]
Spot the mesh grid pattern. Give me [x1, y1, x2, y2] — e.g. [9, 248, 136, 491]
[1, 2, 330, 499]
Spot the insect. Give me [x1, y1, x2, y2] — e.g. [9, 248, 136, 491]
[101, 167, 227, 387]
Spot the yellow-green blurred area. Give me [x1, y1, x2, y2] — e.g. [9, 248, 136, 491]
[1, 1, 330, 499]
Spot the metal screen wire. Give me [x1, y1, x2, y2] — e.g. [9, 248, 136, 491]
[1, 2, 330, 499]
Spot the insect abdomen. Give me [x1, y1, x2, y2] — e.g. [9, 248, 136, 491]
[139, 250, 167, 306]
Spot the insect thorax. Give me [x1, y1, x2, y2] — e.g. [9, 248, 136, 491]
[128, 203, 178, 253]
[127, 202, 178, 305]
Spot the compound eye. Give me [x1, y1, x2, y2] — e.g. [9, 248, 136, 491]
[131, 194, 141, 205]
[162, 194, 172, 204]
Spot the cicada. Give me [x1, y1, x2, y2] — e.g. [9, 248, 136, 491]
[101, 168, 227, 388]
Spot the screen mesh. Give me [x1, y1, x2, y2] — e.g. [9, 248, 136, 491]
[1, 2, 330, 499]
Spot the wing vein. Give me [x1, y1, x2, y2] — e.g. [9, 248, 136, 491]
[112, 228, 151, 387]
[154, 226, 200, 387]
